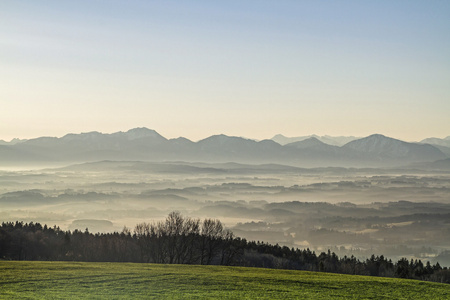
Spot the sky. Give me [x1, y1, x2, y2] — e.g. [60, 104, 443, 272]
[1, 1, 449, 142]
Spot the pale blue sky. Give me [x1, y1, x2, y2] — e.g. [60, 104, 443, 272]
[1, 1, 449, 141]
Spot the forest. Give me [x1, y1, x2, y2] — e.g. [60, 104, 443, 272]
[1, 212, 449, 284]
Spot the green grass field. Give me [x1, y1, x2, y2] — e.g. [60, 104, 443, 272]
[0, 261, 449, 299]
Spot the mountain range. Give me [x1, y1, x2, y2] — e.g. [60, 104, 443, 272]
[271, 134, 360, 146]
[0, 128, 448, 168]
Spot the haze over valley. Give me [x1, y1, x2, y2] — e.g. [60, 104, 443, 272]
[1, 128, 450, 266]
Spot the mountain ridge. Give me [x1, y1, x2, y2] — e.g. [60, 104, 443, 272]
[271, 134, 360, 146]
[1, 128, 447, 168]
[421, 137, 450, 148]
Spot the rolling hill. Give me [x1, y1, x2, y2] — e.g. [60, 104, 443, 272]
[1, 261, 449, 299]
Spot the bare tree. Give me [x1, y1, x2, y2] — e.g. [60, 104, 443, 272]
[200, 218, 224, 264]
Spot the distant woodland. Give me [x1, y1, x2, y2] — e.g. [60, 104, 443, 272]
[1, 213, 449, 284]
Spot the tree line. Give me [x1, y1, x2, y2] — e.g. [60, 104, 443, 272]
[0, 212, 449, 284]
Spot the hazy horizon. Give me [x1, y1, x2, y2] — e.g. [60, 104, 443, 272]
[1, 1, 449, 142]
[1, 127, 449, 144]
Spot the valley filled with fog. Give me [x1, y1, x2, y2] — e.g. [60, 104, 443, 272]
[1, 160, 449, 266]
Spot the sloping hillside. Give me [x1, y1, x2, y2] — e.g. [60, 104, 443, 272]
[1, 261, 449, 299]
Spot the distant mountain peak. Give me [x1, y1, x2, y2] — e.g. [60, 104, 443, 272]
[420, 136, 450, 148]
[169, 137, 194, 145]
[367, 133, 387, 138]
[271, 134, 359, 146]
[343, 134, 403, 150]
[199, 134, 249, 145]
[123, 127, 164, 140]
[271, 134, 287, 139]
[343, 134, 446, 162]
[357, 134, 395, 142]
[285, 137, 328, 149]
[306, 136, 321, 142]
[61, 131, 103, 141]
[0, 138, 28, 145]
[126, 127, 153, 134]
[296, 137, 323, 145]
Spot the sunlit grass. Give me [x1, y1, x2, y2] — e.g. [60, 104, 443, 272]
[1, 261, 449, 299]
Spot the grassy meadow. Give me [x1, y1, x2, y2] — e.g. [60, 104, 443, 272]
[0, 261, 449, 299]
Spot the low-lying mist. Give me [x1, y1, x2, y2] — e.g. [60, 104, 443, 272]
[1, 161, 449, 266]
